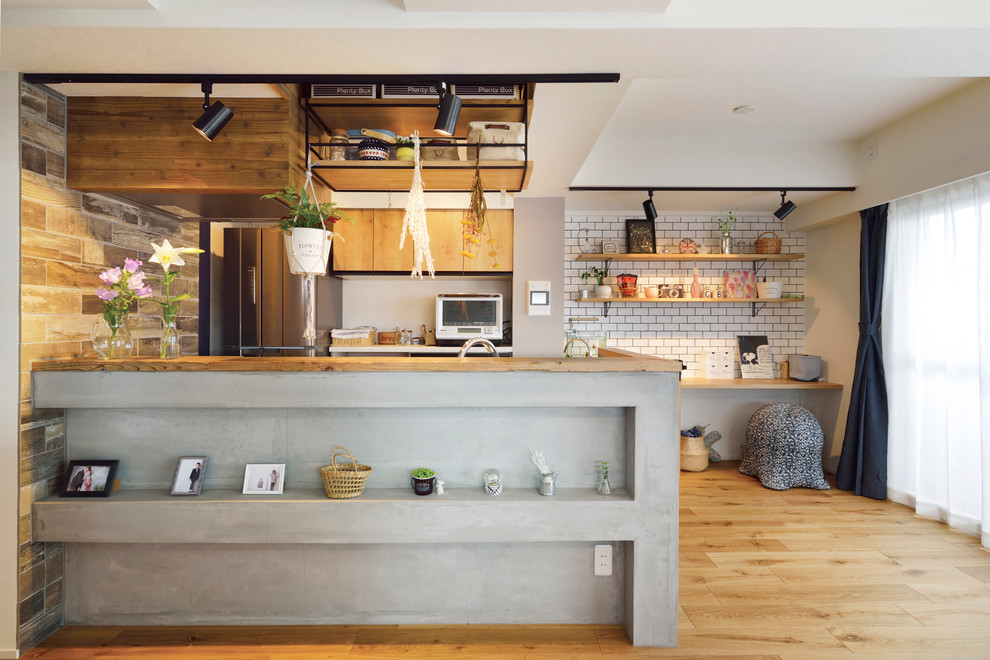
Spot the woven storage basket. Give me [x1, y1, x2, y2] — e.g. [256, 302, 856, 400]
[331, 329, 375, 346]
[680, 435, 709, 472]
[319, 446, 372, 499]
[754, 231, 782, 254]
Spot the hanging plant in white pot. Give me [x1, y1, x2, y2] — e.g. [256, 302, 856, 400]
[262, 183, 353, 275]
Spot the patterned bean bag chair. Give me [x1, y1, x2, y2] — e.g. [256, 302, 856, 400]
[739, 403, 830, 490]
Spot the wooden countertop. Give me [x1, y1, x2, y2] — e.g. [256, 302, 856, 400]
[31, 354, 682, 374]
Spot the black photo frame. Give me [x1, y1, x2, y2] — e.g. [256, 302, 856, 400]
[171, 456, 208, 496]
[626, 219, 657, 254]
[60, 460, 119, 497]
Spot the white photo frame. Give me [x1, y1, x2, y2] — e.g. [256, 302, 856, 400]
[171, 456, 208, 496]
[242, 463, 285, 495]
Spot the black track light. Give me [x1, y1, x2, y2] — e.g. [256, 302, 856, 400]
[774, 190, 796, 220]
[192, 81, 233, 141]
[643, 190, 658, 222]
[434, 81, 462, 137]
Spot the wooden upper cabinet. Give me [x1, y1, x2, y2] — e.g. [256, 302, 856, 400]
[332, 209, 374, 271]
[372, 209, 414, 273]
[332, 209, 513, 274]
[463, 210, 513, 272]
[66, 91, 311, 195]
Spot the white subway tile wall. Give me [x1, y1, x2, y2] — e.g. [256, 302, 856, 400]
[564, 214, 805, 377]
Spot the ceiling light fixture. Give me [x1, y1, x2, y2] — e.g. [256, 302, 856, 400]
[192, 81, 234, 141]
[774, 190, 796, 220]
[643, 190, 657, 221]
[434, 81, 462, 137]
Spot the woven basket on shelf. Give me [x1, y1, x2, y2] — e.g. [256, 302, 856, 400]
[754, 231, 782, 254]
[331, 329, 375, 346]
[319, 446, 372, 499]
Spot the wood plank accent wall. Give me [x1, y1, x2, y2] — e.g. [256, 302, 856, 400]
[18, 81, 202, 652]
[66, 95, 309, 195]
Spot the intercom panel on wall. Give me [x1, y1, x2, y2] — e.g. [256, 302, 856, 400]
[527, 280, 551, 316]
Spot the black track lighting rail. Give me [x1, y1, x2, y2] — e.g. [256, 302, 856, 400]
[568, 186, 856, 192]
[23, 73, 620, 86]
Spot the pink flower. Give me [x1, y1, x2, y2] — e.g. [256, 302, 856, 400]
[99, 267, 122, 285]
[96, 288, 119, 301]
[127, 273, 146, 290]
[124, 258, 143, 273]
[134, 286, 153, 298]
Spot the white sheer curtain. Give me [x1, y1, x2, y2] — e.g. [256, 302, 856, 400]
[884, 171, 990, 547]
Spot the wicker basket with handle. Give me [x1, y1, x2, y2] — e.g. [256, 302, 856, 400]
[319, 446, 372, 499]
[754, 231, 782, 254]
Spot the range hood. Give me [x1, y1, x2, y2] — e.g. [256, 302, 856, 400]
[110, 192, 287, 222]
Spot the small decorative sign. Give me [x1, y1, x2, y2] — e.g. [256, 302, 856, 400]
[602, 242, 618, 254]
[737, 335, 773, 379]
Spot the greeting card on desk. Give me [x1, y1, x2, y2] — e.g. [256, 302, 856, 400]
[705, 351, 734, 379]
[737, 335, 772, 379]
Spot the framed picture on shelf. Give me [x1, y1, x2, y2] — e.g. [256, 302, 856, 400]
[171, 456, 208, 496]
[737, 335, 773, 379]
[59, 460, 119, 497]
[242, 463, 285, 495]
[625, 219, 656, 254]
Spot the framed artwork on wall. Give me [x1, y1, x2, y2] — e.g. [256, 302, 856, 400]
[625, 219, 656, 254]
[60, 460, 119, 497]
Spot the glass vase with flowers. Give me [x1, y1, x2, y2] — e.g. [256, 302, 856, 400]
[148, 239, 204, 359]
[93, 259, 152, 359]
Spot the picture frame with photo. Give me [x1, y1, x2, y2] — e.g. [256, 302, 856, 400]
[171, 456, 208, 496]
[60, 460, 119, 497]
[625, 219, 657, 254]
[242, 463, 285, 495]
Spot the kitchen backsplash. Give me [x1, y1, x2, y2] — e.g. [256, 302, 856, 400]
[564, 213, 805, 377]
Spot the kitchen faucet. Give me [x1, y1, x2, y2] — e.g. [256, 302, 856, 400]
[458, 337, 500, 358]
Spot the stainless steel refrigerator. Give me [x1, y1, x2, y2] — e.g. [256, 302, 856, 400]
[222, 227, 309, 356]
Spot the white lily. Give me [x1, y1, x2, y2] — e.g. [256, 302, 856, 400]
[149, 239, 203, 273]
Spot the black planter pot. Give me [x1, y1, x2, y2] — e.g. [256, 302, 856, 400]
[411, 476, 435, 496]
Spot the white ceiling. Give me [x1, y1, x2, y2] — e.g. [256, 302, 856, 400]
[2, 0, 989, 215]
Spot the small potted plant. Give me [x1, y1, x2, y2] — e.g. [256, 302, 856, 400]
[261, 185, 353, 275]
[410, 467, 437, 496]
[394, 136, 416, 161]
[581, 259, 612, 298]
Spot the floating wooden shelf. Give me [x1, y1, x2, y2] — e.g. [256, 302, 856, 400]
[680, 377, 842, 390]
[575, 253, 804, 262]
[310, 159, 532, 192]
[580, 296, 805, 303]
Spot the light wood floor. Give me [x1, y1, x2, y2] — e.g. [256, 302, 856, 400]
[23, 462, 990, 659]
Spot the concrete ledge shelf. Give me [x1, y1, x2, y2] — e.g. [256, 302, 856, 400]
[34, 488, 636, 545]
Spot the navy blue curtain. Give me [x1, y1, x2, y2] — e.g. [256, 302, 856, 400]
[836, 204, 889, 499]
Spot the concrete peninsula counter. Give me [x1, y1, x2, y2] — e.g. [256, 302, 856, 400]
[31, 355, 681, 647]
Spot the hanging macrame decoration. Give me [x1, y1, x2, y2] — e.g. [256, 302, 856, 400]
[398, 131, 435, 279]
[461, 154, 501, 268]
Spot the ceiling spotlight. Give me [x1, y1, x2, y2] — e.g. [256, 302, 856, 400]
[643, 190, 658, 221]
[192, 81, 233, 141]
[774, 190, 796, 220]
[434, 81, 462, 137]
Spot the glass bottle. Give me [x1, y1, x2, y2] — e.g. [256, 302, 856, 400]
[597, 461, 611, 496]
[160, 318, 180, 359]
[92, 315, 134, 359]
[690, 266, 703, 299]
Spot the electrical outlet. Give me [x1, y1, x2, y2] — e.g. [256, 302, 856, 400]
[594, 544, 613, 576]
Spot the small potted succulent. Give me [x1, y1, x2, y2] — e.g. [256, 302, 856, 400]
[410, 467, 437, 496]
[581, 259, 612, 298]
[394, 136, 416, 161]
[261, 185, 352, 275]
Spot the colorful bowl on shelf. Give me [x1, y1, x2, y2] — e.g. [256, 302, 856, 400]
[358, 138, 389, 161]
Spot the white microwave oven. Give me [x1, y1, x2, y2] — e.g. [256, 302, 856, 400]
[435, 293, 503, 342]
